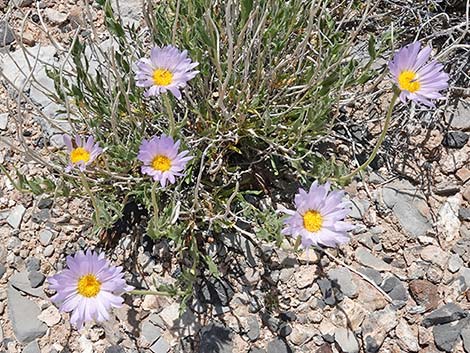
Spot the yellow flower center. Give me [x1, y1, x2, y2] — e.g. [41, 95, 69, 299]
[70, 147, 91, 164]
[152, 155, 171, 171]
[398, 70, 421, 93]
[77, 274, 101, 298]
[153, 69, 173, 86]
[303, 210, 323, 232]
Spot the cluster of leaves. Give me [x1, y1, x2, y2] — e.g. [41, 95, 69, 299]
[37, 0, 385, 300]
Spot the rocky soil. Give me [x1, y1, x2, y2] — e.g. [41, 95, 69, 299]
[1, 1, 470, 353]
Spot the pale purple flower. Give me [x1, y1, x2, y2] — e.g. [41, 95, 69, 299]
[282, 181, 353, 249]
[48, 250, 133, 330]
[389, 41, 449, 107]
[134, 45, 199, 99]
[138, 134, 192, 187]
[63, 134, 103, 172]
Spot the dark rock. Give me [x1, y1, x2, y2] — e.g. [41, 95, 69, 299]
[323, 333, 335, 343]
[32, 209, 50, 223]
[37, 198, 53, 209]
[442, 131, 469, 149]
[433, 318, 469, 352]
[199, 277, 234, 306]
[381, 276, 408, 304]
[358, 267, 383, 286]
[317, 278, 336, 306]
[364, 336, 380, 353]
[423, 303, 468, 328]
[28, 271, 45, 288]
[0, 21, 15, 47]
[433, 182, 461, 196]
[459, 208, 470, 222]
[316, 344, 333, 353]
[249, 349, 266, 353]
[278, 323, 292, 337]
[279, 311, 296, 322]
[409, 280, 440, 312]
[266, 338, 293, 353]
[261, 313, 280, 332]
[199, 324, 233, 353]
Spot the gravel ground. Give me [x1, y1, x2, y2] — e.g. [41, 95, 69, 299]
[1, 1, 470, 353]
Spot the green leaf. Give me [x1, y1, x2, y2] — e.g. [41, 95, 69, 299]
[368, 35, 377, 60]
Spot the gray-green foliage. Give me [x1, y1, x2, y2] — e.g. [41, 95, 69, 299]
[37, 0, 385, 298]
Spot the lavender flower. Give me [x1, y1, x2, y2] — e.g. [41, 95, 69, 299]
[389, 41, 449, 107]
[138, 134, 192, 187]
[282, 181, 353, 249]
[135, 45, 199, 99]
[63, 134, 102, 172]
[48, 250, 133, 330]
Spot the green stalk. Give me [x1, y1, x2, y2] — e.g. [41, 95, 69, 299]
[340, 88, 400, 182]
[162, 93, 176, 137]
[79, 172, 102, 228]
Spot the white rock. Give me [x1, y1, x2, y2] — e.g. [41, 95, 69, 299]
[396, 319, 419, 352]
[448, 253, 463, 273]
[79, 336, 93, 353]
[420, 245, 448, 269]
[436, 195, 462, 243]
[44, 8, 68, 25]
[37, 305, 61, 327]
[335, 327, 359, 353]
[0, 113, 7, 130]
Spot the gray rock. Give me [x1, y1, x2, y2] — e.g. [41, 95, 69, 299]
[0, 264, 6, 279]
[39, 230, 54, 246]
[249, 349, 266, 353]
[357, 267, 382, 286]
[327, 268, 357, 298]
[445, 100, 470, 131]
[22, 340, 41, 353]
[442, 131, 469, 149]
[26, 257, 40, 272]
[28, 271, 45, 288]
[433, 318, 469, 352]
[423, 303, 468, 328]
[11, 0, 34, 6]
[0, 113, 8, 130]
[43, 245, 54, 257]
[111, 0, 143, 26]
[0, 21, 15, 47]
[459, 208, 470, 221]
[266, 338, 293, 353]
[141, 319, 162, 344]
[334, 327, 359, 353]
[317, 278, 336, 306]
[10, 271, 44, 297]
[362, 306, 397, 353]
[247, 316, 260, 342]
[200, 324, 233, 353]
[7, 285, 47, 344]
[150, 338, 170, 353]
[6, 205, 26, 229]
[355, 247, 391, 271]
[105, 346, 126, 353]
[349, 198, 370, 220]
[382, 180, 432, 237]
[461, 324, 470, 353]
[396, 319, 419, 352]
[449, 253, 464, 273]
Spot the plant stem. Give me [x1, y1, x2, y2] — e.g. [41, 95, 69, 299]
[340, 89, 399, 182]
[162, 94, 176, 137]
[129, 289, 182, 297]
[79, 172, 102, 228]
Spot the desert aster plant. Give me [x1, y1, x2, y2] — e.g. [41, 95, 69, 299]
[138, 134, 192, 187]
[135, 45, 199, 99]
[389, 41, 449, 107]
[282, 181, 353, 249]
[63, 134, 103, 172]
[48, 250, 133, 330]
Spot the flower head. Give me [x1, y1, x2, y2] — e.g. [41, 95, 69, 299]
[135, 45, 199, 99]
[282, 182, 353, 249]
[138, 134, 192, 187]
[389, 41, 449, 107]
[48, 250, 133, 330]
[63, 134, 102, 172]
